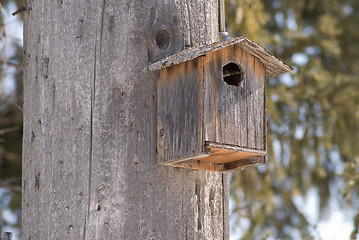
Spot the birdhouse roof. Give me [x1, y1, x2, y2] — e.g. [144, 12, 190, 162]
[144, 36, 293, 78]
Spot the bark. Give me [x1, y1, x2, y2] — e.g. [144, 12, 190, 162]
[22, 0, 228, 239]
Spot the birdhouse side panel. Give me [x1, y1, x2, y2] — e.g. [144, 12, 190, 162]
[244, 50, 266, 150]
[157, 58, 204, 164]
[203, 45, 266, 150]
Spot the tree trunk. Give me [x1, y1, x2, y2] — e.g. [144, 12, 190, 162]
[22, 0, 228, 239]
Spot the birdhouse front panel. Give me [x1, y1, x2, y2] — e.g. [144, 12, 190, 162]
[203, 45, 266, 155]
[147, 37, 292, 172]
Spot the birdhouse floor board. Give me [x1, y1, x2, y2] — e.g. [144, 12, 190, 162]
[158, 153, 211, 165]
[204, 141, 266, 156]
[161, 142, 266, 172]
[201, 147, 262, 164]
[168, 155, 266, 172]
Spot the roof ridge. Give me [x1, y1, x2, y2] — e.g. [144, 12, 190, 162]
[144, 36, 293, 78]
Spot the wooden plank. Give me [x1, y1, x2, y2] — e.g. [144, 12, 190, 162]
[168, 141, 266, 171]
[203, 52, 217, 143]
[246, 52, 256, 149]
[255, 58, 265, 150]
[201, 147, 264, 164]
[164, 144, 266, 165]
[205, 141, 265, 153]
[238, 50, 266, 150]
[157, 58, 203, 163]
[220, 47, 238, 145]
[172, 160, 219, 171]
[204, 46, 240, 146]
[259, 61, 266, 150]
[203, 45, 266, 150]
[263, 65, 267, 151]
[234, 46, 249, 148]
[171, 155, 266, 172]
[203, 141, 266, 164]
[222, 156, 266, 171]
[159, 153, 210, 165]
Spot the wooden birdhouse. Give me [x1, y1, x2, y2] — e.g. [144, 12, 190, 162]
[145, 36, 292, 172]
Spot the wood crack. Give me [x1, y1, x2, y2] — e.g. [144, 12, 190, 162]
[222, 174, 229, 240]
[195, 179, 202, 231]
[185, 0, 193, 47]
[84, 0, 106, 238]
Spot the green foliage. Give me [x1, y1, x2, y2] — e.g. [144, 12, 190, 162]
[227, 0, 359, 239]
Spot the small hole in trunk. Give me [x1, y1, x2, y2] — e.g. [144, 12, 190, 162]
[156, 29, 170, 50]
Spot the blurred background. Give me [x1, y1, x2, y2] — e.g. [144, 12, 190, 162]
[0, 0, 23, 239]
[0, 0, 358, 239]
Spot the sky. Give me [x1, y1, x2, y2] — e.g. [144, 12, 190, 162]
[0, 2, 23, 96]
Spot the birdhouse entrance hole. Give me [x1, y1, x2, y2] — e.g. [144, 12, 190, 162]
[222, 62, 243, 86]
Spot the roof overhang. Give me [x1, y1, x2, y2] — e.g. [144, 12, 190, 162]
[144, 36, 293, 78]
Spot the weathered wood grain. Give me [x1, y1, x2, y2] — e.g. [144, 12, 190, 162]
[237, 46, 249, 148]
[245, 50, 265, 149]
[157, 40, 273, 171]
[22, 0, 227, 239]
[22, 1, 96, 239]
[203, 45, 266, 150]
[157, 58, 204, 163]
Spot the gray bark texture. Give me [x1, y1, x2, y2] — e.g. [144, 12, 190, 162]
[22, 0, 228, 239]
